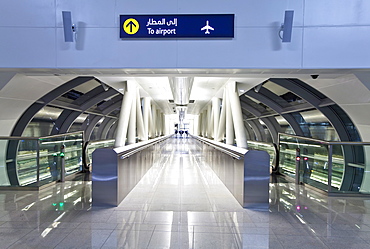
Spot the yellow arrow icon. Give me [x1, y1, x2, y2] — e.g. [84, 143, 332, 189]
[123, 18, 139, 35]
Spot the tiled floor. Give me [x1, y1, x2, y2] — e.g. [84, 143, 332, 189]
[1, 137, 370, 248]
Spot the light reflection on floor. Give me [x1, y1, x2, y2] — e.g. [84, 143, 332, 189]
[0, 137, 370, 248]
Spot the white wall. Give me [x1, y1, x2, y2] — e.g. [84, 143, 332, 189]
[0, 0, 370, 69]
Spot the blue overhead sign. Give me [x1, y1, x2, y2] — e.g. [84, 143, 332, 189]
[120, 14, 234, 39]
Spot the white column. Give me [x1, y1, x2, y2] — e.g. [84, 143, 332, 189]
[210, 106, 214, 138]
[228, 81, 248, 149]
[225, 88, 234, 145]
[207, 104, 212, 138]
[136, 90, 146, 141]
[162, 113, 165, 136]
[217, 89, 226, 141]
[157, 111, 161, 136]
[114, 83, 133, 147]
[212, 97, 221, 140]
[202, 110, 207, 137]
[148, 103, 154, 138]
[161, 113, 165, 135]
[152, 104, 157, 137]
[127, 90, 137, 144]
[157, 110, 162, 136]
[143, 97, 151, 139]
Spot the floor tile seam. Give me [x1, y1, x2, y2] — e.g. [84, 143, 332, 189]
[277, 235, 330, 248]
[315, 236, 343, 248]
[99, 227, 116, 248]
[271, 237, 285, 249]
[145, 226, 157, 248]
[41, 222, 79, 249]
[312, 233, 370, 241]
[4, 226, 46, 249]
[193, 229, 271, 235]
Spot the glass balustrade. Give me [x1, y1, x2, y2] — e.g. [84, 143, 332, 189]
[279, 133, 370, 194]
[0, 132, 83, 188]
[85, 139, 115, 170]
[247, 141, 277, 170]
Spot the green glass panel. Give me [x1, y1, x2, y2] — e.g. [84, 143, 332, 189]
[16, 139, 39, 186]
[279, 134, 345, 192]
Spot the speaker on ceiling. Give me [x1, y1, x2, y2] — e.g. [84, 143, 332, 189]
[62, 11, 74, 42]
[281, 10, 294, 43]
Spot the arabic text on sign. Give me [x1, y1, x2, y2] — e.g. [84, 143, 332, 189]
[146, 18, 178, 27]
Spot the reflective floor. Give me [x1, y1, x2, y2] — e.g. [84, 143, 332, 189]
[1, 137, 370, 248]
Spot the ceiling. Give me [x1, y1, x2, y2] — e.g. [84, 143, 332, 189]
[1, 68, 367, 116]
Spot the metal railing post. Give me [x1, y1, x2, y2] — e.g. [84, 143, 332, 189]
[36, 140, 40, 187]
[295, 148, 300, 184]
[327, 144, 333, 193]
[60, 145, 65, 182]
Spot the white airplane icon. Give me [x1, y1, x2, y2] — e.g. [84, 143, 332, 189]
[201, 20, 214, 34]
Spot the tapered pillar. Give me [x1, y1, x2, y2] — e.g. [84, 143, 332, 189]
[207, 105, 212, 138]
[127, 89, 137, 145]
[212, 97, 221, 140]
[114, 82, 133, 147]
[228, 81, 248, 149]
[143, 97, 151, 139]
[226, 88, 234, 145]
[198, 113, 202, 136]
[202, 110, 207, 137]
[136, 92, 146, 141]
[152, 104, 157, 137]
[217, 89, 227, 141]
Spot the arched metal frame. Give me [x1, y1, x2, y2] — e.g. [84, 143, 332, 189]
[107, 121, 118, 139]
[84, 116, 104, 141]
[246, 119, 265, 141]
[237, 78, 362, 191]
[97, 118, 116, 140]
[244, 88, 310, 137]
[244, 121, 255, 140]
[260, 117, 281, 143]
[6, 77, 123, 186]
[50, 87, 119, 135]
[6, 77, 94, 186]
[11, 77, 94, 137]
[99, 95, 123, 115]
[269, 78, 362, 191]
[240, 99, 277, 143]
[269, 78, 360, 141]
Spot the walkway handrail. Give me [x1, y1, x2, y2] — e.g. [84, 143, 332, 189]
[0, 131, 84, 141]
[190, 135, 247, 159]
[115, 134, 173, 159]
[279, 133, 370, 145]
